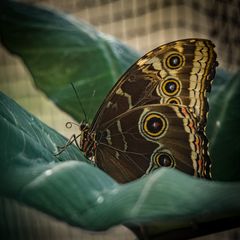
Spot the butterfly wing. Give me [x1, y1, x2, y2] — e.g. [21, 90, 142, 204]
[95, 104, 210, 183]
[91, 38, 217, 132]
[85, 38, 217, 183]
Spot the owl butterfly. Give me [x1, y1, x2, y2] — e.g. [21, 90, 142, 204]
[68, 39, 217, 183]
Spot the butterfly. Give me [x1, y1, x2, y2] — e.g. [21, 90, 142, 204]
[61, 38, 217, 183]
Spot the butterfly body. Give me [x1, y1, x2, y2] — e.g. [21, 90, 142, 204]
[77, 39, 217, 183]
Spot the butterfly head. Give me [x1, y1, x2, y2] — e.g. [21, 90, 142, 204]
[79, 121, 89, 132]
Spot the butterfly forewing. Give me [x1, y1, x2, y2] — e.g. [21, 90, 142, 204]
[91, 39, 217, 132]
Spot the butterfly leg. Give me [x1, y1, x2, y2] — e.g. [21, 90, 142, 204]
[54, 134, 81, 156]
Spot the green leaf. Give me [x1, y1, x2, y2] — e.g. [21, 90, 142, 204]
[207, 72, 240, 181]
[0, 0, 139, 122]
[0, 91, 88, 197]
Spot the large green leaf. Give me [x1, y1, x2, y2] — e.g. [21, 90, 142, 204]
[0, 0, 139, 122]
[0, 92, 88, 197]
[0, 92, 240, 239]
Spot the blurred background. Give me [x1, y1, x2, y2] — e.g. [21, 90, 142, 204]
[0, 0, 240, 239]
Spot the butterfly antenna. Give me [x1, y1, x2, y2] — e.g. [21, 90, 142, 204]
[86, 89, 96, 121]
[71, 82, 88, 123]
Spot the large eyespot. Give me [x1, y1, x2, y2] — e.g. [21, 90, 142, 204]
[161, 78, 181, 96]
[165, 53, 184, 69]
[153, 152, 175, 168]
[166, 97, 182, 105]
[140, 112, 168, 140]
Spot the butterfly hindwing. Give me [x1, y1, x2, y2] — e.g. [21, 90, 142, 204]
[95, 104, 211, 183]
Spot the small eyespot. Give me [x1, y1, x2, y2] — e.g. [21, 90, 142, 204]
[161, 78, 181, 96]
[166, 53, 184, 69]
[154, 152, 175, 167]
[168, 99, 178, 104]
[141, 112, 168, 139]
[166, 97, 182, 105]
